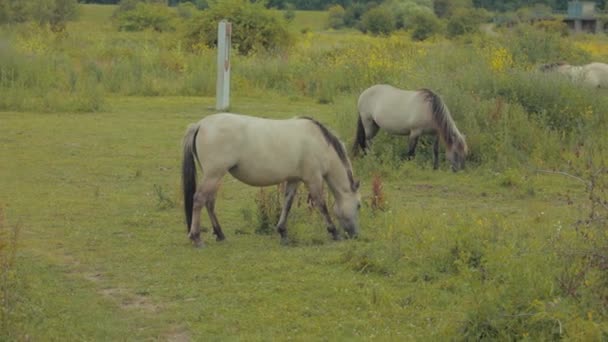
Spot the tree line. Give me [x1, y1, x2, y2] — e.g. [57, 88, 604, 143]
[77, 0, 607, 11]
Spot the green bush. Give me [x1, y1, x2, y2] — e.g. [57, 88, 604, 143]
[327, 4, 345, 29]
[433, 0, 472, 18]
[446, 8, 489, 38]
[533, 19, 569, 37]
[176, 1, 196, 19]
[255, 187, 282, 235]
[408, 10, 441, 41]
[283, 3, 295, 23]
[361, 6, 396, 35]
[0, 0, 78, 28]
[116, 2, 176, 32]
[343, 2, 366, 28]
[184, 0, 292, 55]
[500, 24, 589, 65]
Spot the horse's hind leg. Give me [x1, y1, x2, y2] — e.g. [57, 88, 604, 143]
[308, 180, 340, 241]
[276, 180, 300, 243]
[189, 172, 225, 247]
[206, 195, 225, 241]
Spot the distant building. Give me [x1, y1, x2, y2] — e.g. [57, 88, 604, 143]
[563, 1, 603, 33]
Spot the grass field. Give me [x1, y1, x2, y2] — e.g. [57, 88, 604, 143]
[1, 95, 599, 340]
[2, 3, 608, 340]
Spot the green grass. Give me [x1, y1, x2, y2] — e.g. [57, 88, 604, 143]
[1, 3, 608, 340]
[2, 95, 601, 340]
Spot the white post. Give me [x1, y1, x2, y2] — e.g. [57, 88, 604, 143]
[216, 20, 231, 111]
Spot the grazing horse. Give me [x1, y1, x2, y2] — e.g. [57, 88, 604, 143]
[539, 62, 608, 88]
[182, 113, 361, 247]
[353, 84, 468, 172]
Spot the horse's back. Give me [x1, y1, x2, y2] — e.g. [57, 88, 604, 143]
[585, 62, 608, 87]
[358, 84, 433, 134]
[195, 113, 329, 186]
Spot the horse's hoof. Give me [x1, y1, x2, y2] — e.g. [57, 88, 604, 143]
[216, 235, 225, 242]
[189, 238, 204, 248]
[332, 234, 343, 241]
[280, 237, 291, 246]
[188, 232, 203, 247]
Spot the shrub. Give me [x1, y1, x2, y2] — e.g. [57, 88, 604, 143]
[0, 0, 79, 28]
[283, 3, 295, 22]
[433, 0, 472, 18]
[176, 1, 196, 19]
[555, 147, 608, 322]
[116, 2, 176, 32]
[446, 7, 489, 38]
[255, 186, 282, 235]
[370, 174, 387, 213]
[184, 0, 292, 55]
[343, 2, 366, 28]
[500, 24, 589, 65]
[361, 6, 396, 35]
[193, 0, 208, 10]
[533, 19, 569, 37]
[327, 4, 345, 29]
[408, 10, 441, 41]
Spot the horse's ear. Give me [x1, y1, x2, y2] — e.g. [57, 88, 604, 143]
[353, 180, 360, 192]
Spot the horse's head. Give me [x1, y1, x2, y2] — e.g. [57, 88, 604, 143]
[539, 62, 568, 73]
[333, 179, 361, 238]
[446, 136, 468, 172]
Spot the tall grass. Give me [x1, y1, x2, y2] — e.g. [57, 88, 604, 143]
[0, 206, 20, 341]
[2, 19, 606, 173]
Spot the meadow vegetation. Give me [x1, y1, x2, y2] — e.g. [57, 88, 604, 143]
[1, 1, 608, 339]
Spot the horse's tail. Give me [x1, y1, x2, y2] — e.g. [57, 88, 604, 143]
[182, 123, 200, 232]
[353, 114, 366, 155]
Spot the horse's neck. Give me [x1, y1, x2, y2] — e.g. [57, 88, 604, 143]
[437, 111, 461, 146]
[565, 65, 585, 78]
[324, 159, 351, 201]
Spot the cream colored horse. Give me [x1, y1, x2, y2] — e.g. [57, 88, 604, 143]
[353, 84, 468, 171]
[540, 62, 608, 88]
[182, 113, 361, 247]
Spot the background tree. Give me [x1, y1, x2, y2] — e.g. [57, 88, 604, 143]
[407, 8, 441, 40]
[434, 0, 472, 18]
[327, 4, 345, 29]
[446, 7, 489, 37]
[184, 0, 292, 55]
[0, 0, 78, 27]
[361, 5, 395, 35]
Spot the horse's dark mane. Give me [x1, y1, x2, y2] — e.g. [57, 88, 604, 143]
[419, 88, 464, 150]
[300, 116, 356, 190]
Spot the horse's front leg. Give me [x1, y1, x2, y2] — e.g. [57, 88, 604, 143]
[432, 135, 440, 170]
[406, 135, 419, 160]
[308, 181, 340, 241]
[364, 120, 380, 154]
[276, 181, 300, 244]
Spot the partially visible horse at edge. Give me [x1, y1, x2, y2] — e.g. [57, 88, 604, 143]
[353, 84, 468, 172]
[182, 113, 361, 247]
[539, 62, 608, 88]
